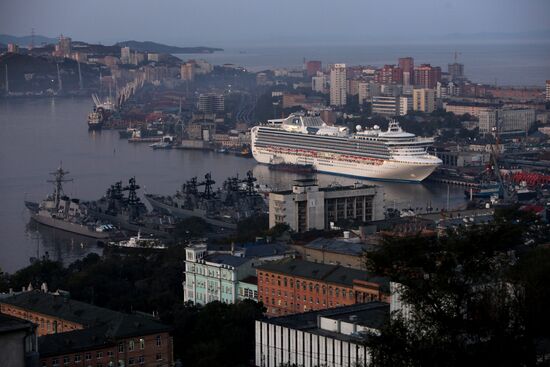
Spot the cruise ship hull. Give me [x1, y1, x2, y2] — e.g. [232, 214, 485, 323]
[252, 149, 438, 182]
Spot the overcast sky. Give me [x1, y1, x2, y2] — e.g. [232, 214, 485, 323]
[1, 0, 549, 47]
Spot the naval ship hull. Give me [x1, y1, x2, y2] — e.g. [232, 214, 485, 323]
[144, 195, 237, 229]
[87, 210, 172, 238]
[28, 212, 111, 239]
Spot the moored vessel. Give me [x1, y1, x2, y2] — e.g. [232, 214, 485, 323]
[251, 113, 442, 182]
[25, 166, 116, 239]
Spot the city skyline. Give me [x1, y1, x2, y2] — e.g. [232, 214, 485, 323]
[1, 0, 550, 46]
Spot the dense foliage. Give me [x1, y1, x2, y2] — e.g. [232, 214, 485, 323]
[0, 248, 265, 366]
[365, 209, 550, 366]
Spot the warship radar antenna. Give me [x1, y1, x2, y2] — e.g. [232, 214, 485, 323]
[47, 164, 73, 207]
[243, 170, 257, 195]
[199, 173, 216, 199]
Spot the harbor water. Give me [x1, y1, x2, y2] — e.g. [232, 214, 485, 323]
[0, 98, 466, 273]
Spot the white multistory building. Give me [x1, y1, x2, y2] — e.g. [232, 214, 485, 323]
[330, 64, 347, 107]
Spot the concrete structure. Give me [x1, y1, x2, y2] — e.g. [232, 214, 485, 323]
[7, 43, 20, 53]
[399, 96, 412, 116]
[184, 242, 294, 305]
[256, 259, 390, 316]
[398, 57, 414, 85]
[330, 64, 347, 107]
[311, 73, 327, 93]
[358, 82, 381, 105]
[183, 244, 256, 305]
[414, 64, 441, 89]
[448, 62, 465, 81]
[291, 236, 372, 270]
[443, 101, 500, 118]
[412, 88, 436, 113]
[269, 179, 384, 233]
[371, 95, 400, 116]
[479, 108, 536, 135]
[255, 302, 389, 367]
[198, 93, 224, 113]
[0, 290, 173, 367]
[376, 64, 402, 85]
[0, 314, 38, 367]
[306, 60, 322, 77]
[120, 46, 131, 64]
[180, 63, 195, 81]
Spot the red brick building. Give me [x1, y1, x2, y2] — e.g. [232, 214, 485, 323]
[376, 65, 403, 85]
[0, 291, 173, 367]
[398, 57, 414, 84]
[256, 259, 389, 316]
[306, 60, 322, 77]
[414, 64, 441, 89]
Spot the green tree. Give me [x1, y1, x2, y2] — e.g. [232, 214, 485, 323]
[365, 222, 547, 366]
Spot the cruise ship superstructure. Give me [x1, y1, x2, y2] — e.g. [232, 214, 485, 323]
[251, 114, 442, 182]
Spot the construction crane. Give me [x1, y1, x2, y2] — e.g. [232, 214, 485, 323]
[490, 124, 509, 201]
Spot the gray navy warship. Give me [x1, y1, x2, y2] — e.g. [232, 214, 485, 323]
[144, 171, 267, 229]
[25, 167, 116, 239]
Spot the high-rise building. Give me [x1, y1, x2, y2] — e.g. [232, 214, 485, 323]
[7, 43, 19, 53]
[398, 57, 414, 85]
[371, 96, 401, 116]
[479, 108, 536, 135]
[311, 72, 327, 93]
[414, 64, 441, 89]
[412, 88, 436, 113]
[399, 96, 412, 116]
[120, 46, 131, 64]
[448, 62, 465, 81]
[358, 82, 381, 105]
[376, 65, 403, 85]
[198, 93, 225, 113]
[330, 64, 347, 107]
[546, 80, 550, 101]
[306, 60, 322, 77]
[180, 63, 195, 81]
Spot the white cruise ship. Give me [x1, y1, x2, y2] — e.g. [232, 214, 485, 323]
[251, 114, 442, 182]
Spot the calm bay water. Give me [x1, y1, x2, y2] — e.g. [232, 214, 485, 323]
[179, 42, 550, 86]
[0, 98, 466, 273]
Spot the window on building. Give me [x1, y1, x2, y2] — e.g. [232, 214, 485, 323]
[97, 352, 103, 359]
[63, 356, 70, 365]
[309, 283, 313, 291]
[296, 280, 300, 289]
[156, 335, 162, 347]
[138, 356, 145, 365]
[139, 338, 145, 350]
[107, 351, 114, 358]
[342, 289, 347, 298]
[283, 278, 287, 287]
[156, 353, 162, 361]
[42, 362, 47, 367]
[128, 358, 135, 366]
[74, 355, 81, 363]
[118, 343, 124, 353]
[52, 359, 59, 367]
[128, 340, 135, 352]
[85, 353, 91, 361]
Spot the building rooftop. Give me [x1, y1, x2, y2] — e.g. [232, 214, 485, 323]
[205, 253, 250, 267]
[266, 302, 389, 341]
[0, 291, 121, 327]
[305, 237, 374, 256]
[243, 243, 292, 258]
[38, 313, 170, 357]
[257, 259, 338, 281]
[273, 183, 376, 196]
[0, 313, 35, 335]
[256, 259, 389, 291]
